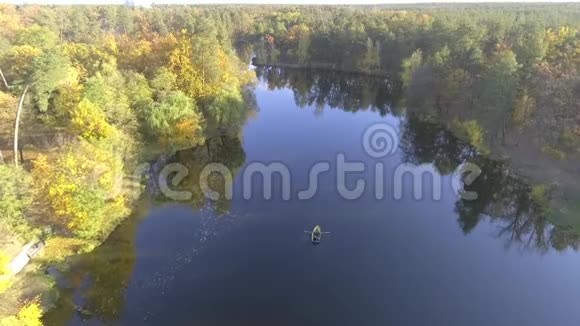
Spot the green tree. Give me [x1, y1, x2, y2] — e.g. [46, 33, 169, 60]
[124, 71, 153, 119]
[512, 89, 536, 129]
[474, 49, 520, 143]
[206, 87, 248, 134]
[82, 71, 136, 133]
[14, 25, 57, 49]
[13, 50, 71, 165]
[512, 23, 547, 68]
[401, 49, 423, 88]
[150, 67, 177, 96]
[146, 91, 205, 150]
[0, 165, 34, 239]
[361, 38, 380, 72]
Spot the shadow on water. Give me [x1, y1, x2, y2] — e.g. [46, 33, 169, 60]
[42, 201, 143, 325]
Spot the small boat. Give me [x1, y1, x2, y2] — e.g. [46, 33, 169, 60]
[311, 225, 322, 244]
[304, 225, 330, 244]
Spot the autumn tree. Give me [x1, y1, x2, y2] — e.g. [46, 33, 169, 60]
[33, 141, 128, 240]
[146, 90, 205, 151]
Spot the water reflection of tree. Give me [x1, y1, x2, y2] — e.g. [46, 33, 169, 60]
[402, 114, 580, 252]
[204, 87, 258, 139]
[43, 204, 144, 325]
[44, 135, 246, 324]
[149, 83, 254, 213]
[80, 213, 139, 322]
[152, 136, 246, 215]
[256, 67, 580, 251]
[255, 66, 399, 115]
[401, 115, 477, 174]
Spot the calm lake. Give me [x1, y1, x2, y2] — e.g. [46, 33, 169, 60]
[46, 68, 580, 326]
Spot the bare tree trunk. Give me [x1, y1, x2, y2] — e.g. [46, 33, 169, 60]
[0, 67, 8, 90]
[14, 84, 30, 166]
[0, 149, 4, 164]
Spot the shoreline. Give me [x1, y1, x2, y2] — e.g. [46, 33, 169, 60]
[251, 61, 393, 79]
[0, 172, 148, 322]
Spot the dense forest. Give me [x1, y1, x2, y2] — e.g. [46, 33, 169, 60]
[246, 5, 579, 163]
[0, 3, 578, 323]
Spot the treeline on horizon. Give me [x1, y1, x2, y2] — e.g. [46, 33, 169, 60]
[244, 4, 577, 153]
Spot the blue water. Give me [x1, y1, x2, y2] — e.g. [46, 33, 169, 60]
[50, 74, 580, 326]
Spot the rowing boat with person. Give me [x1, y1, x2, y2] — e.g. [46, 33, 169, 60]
[304, 225, 330, 244]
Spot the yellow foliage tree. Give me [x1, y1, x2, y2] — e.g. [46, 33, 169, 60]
[172, 115, 205, 149]
[33, 141, 128, 240]
[98, 33, 119, 57]
[0, 4, 22, 38]
[0, 251, 12, 293]
[2, 45, 43, 79]
[70, 98, 115, 140]
[0, 301, 44, 326]
[545, 26, 577, 56]
[63, 43, 117, 80]
[451, 119, 488, 154]
[168, 31, 234, 101]
[168, 31, 206, 99]
[543, 26, 578, 69]
[0, 91, 16, 132]
[116, 34, 152, 72]
[16, 302, 43, 326]
[52, 78, 83, 121]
